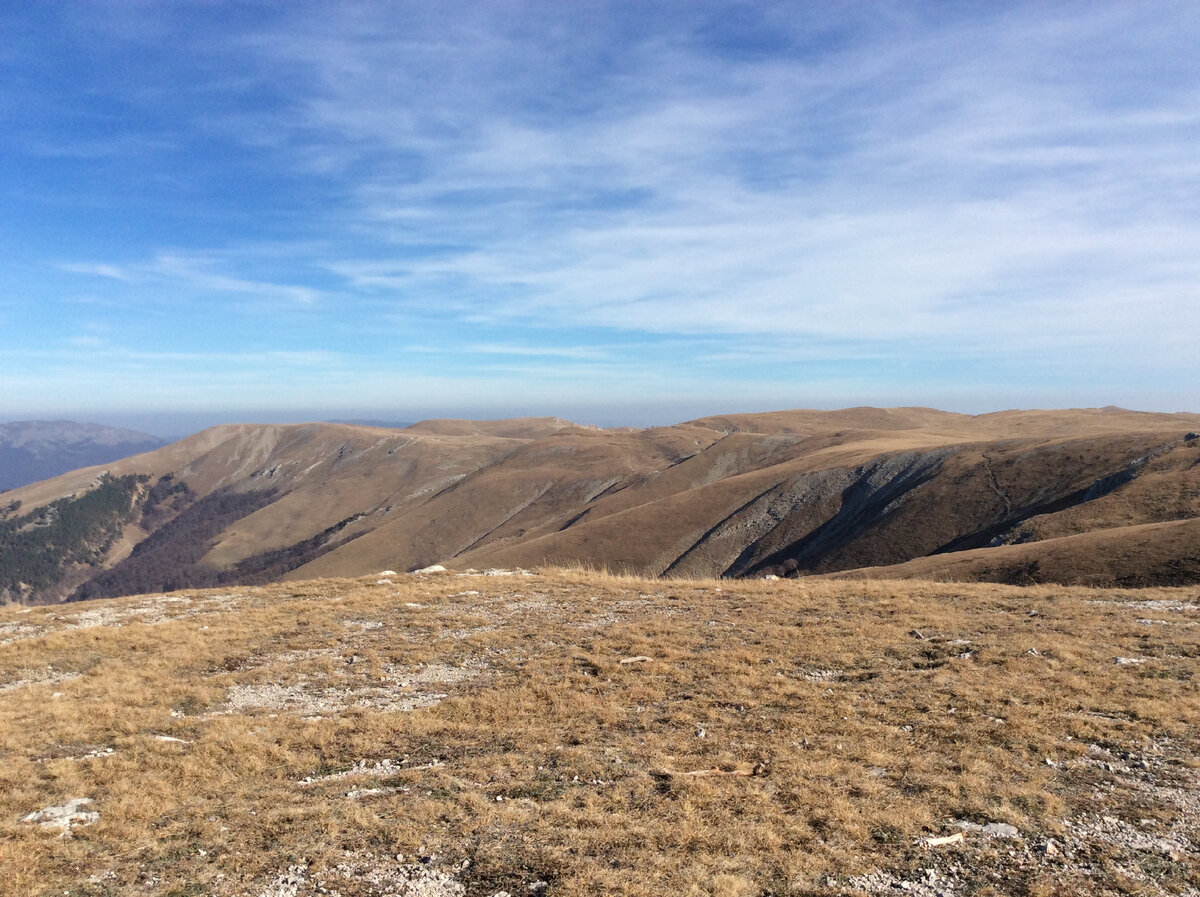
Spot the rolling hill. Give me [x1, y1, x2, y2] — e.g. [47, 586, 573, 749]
[2, 406, 1199, 603]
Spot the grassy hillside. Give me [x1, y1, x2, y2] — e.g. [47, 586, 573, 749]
[4, 408, 1200, 603]
[827, 516, 1200, 587]
[2, 570, 1197, 895]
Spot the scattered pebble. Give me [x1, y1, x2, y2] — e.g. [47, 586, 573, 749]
[255, 852, 465, 897]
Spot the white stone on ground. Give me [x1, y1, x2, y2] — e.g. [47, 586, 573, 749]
[22, 797, 99, 835]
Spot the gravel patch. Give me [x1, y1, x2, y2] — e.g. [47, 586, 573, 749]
[1, 668, 81, 692]
[0, 593, 249, 645]
[298, 757, 442, 785]
[0, 620, 50, 645]
[222, 676, 448, 715]
[222, 661, 487, 716]
[836, 736, 1200, 897]
[254, 853, 467, 897]
[35, 745, 116, 762]
[1089, 598, 1199, 612]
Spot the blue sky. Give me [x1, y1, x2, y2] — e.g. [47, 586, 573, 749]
[2, 1, 1198, 435]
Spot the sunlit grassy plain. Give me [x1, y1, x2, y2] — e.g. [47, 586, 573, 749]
[1, 569, 1197, 896]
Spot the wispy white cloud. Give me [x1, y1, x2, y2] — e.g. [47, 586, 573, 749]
[62, 253, 322, 306]
[230, 3, 1198, 361]
[5, 342, 341, 367]
[462, 343, 608, 360]
[7, 1, 1200, 419]
[60, 263, 131, 281]
[148, 254, 321, 306]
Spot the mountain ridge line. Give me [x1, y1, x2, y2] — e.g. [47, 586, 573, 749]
[2, 405, 1199, 604]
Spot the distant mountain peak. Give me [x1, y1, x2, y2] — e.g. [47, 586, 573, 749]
[0, 421, 165, 492]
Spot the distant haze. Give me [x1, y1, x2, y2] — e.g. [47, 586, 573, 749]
[0, 421, 164, 491]
[20, 398, 1200, 446]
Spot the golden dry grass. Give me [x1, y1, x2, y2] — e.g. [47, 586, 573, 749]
[1, 570, 1197, 896]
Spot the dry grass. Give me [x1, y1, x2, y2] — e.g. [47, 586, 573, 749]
[1, 570, 1198, 896]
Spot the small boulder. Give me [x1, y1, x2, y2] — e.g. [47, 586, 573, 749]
[982, 822, 1020, 839]
[22, 798, 99, 835]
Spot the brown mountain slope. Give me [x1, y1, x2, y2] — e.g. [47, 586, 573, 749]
[825, 516, 1200, 587]
[402, 416, 593, 439]
[2, 407, 1198, 603]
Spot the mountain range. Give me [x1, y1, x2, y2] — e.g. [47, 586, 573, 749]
[0, 420, 164, 492]
[2, 406, 1199, 604]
